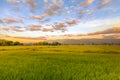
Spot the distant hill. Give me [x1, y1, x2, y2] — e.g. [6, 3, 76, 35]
[47, 39, 120, 45]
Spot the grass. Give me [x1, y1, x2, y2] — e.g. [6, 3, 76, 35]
[0, 45, 120, 80]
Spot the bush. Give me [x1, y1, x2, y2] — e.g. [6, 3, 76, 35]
[34, 41, 61, 46]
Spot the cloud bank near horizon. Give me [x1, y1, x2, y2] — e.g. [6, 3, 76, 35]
[1, 27, 120, 42]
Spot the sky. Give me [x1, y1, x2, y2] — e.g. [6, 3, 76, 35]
[0, 0, 120, 42]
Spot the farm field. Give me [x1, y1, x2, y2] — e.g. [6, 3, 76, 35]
[0, 45, 120, 80]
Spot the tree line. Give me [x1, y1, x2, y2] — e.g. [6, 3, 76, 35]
[0, 39, 62, 46]
[0, 39, 23, 46]
[33, 42, 61, 46]
[0, 39, 119, 46]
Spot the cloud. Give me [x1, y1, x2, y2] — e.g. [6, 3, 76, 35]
[66, 19, 79, 26]
[50, 27, 120, 39]
[0, 18, 79, 32]
[102, 35, 119, 39]
[43, 0, 48, 3]
[44, 3, 62, 16]
[97, 0, 111, 9]
[42, 27, 54, 32]
[42, 0, 63, 17]
[44, 19, 80, 32]
[78, 10, 86, 15]
[40, 18, 51, 23]
[3, 17, 23, 24]
[88, 27, 120, 35]
[61, 34, 80, 37]
[6, 0, 37, 11]
[77, 0, 112, 19]
[10, 26, 24, 32]
[1, 35, 46, 40]
[0, 19, 4, 24]
[52, 22, 67, 32]
[6, 0, 20, 4]
[0, 34, 9, 38]
[25, 24, 42, 31]
[30, 0, 63, 20]
[12, 36, 46, 40]
[2, 0, 119, 36]
[31, 13, 48, 20]
[1, 30, 120, 43]
[22, 0, 37, 9]
[56, 33, 120, 40]
[78, 0, 94, 6]
[0, 27, 10, 31]
[0, 26, 25, 32]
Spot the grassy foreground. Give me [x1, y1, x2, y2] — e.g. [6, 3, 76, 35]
[0, 45, 120, 80]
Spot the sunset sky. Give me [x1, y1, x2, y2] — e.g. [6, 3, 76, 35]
[0, 0, 120, 42]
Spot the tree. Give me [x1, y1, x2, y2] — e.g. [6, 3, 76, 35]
[0, 39, 23, 46]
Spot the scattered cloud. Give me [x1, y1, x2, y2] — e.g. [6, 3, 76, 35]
[78, 0, 94, 6]
[10, 26, 24, 32]
[0, 0, 119, 42]
[6, 0, 20, 4]
[3, 16, 23, 24]
[6, 0, 37, 11]
[44, 2, 62, 16]
[22, 0, 37, 9]
[66, 19, 79, 26]
[40, 18, 51, 23]
[25, 24, 42, 31]
[31, 13, 48, 20]
[42, 27, 54, 32]
[0, 27, 10, 31]
[97, 0, 111, 9]
[52, 22, 67, 32]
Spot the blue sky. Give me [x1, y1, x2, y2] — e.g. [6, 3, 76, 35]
[0, 0, 120, 42]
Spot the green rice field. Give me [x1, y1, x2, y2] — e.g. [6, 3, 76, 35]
[0, 45, 120, 80]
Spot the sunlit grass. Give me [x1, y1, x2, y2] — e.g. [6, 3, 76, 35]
[0, 45, 120, 80]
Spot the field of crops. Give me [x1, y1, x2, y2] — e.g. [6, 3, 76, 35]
[0, 45, 120, 80]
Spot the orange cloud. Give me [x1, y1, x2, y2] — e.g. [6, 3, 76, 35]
[78, 0, 94, 6]
[31, 13, 48, 20]
[0, 27, 10, 31]
[42, 27, 54, 32]
[1, 35, 46, 43]
[12, 36, 46, 40]
[88, 27, 120, 35]
[1, 31, 120, 43]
